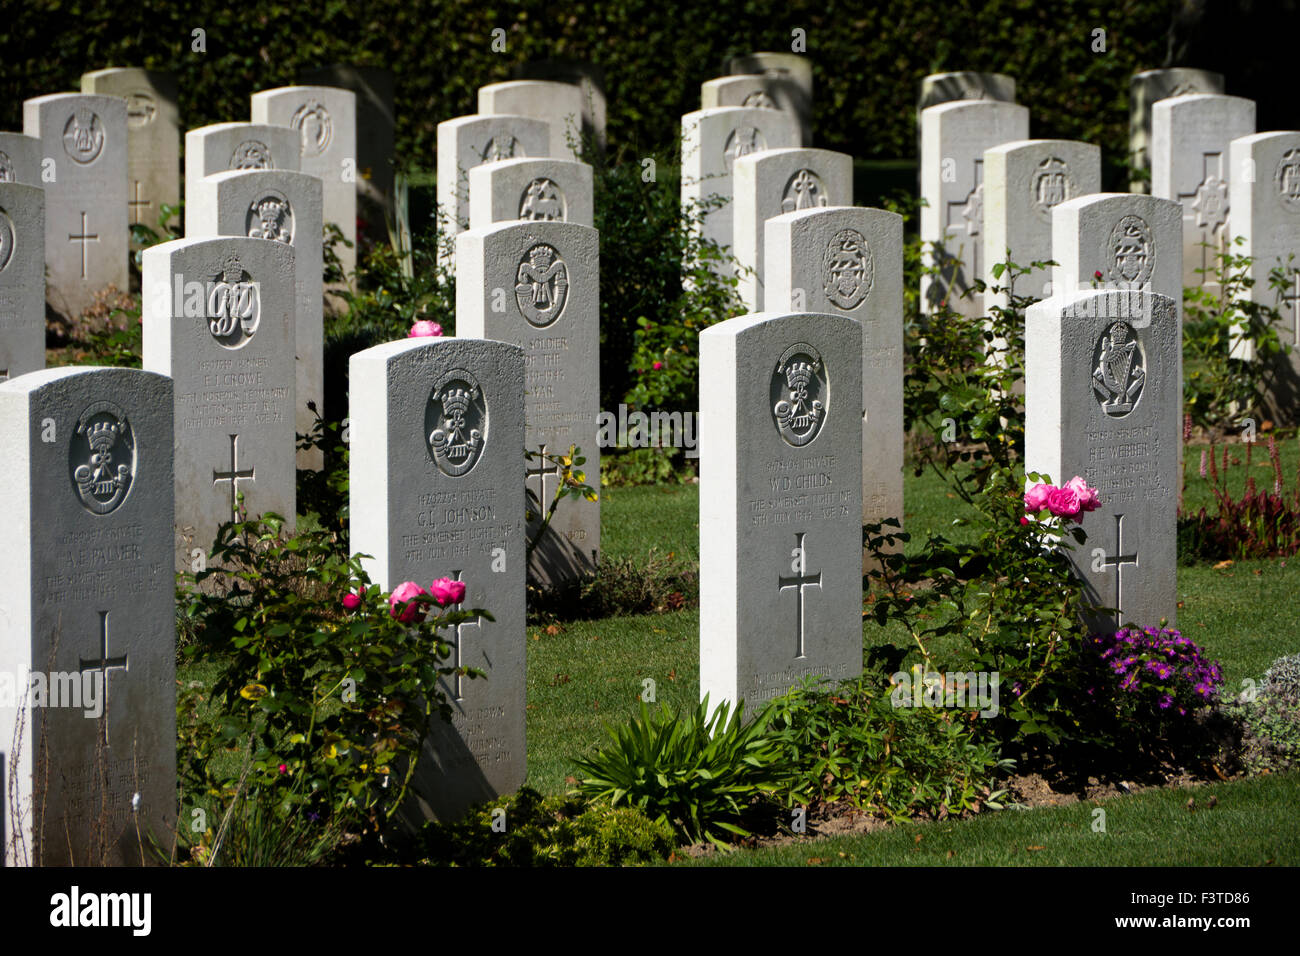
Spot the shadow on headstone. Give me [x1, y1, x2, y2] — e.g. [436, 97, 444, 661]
[513, 59, 608, 158]
[302, 65, 397, 251]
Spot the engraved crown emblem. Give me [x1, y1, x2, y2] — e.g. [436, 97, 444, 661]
[784, 360, 814, 392]
[529, 245, 555, 270]
[222, 254, 244, 283]
[441, 387, 472, 419]
[86, 418, 121, 451]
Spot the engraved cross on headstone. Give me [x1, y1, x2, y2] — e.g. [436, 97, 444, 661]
[1177, 151, 1229, 280]
[69, 211, 100, 280]
[78, 611, 128, 744]
[212, 433, 256, 520]
[777, 532, 822, 659]
[943, 158, 984, 287]
[446, 569, 481, 701]
[1098, 513, 1139, 626]
[525, 443, 561, 513]
[128, 180, 152, 226]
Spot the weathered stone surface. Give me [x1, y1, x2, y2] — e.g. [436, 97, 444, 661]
[0, 366, 175, 866]
[699, 311, 864, 717]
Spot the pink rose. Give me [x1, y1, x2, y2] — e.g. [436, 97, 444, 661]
[342, 592, 362, 612]
[1046, 485, 1082, 518]
[278, 764, 287, 774]
[409, 320, 443, 338]
[1023, 482, 1053, 512]
[429, 577, 467, 607]
[389, 581, 428, 623]
[1063, 476, 1101, 512]
[1019, 516, 1030, 526]
[653, 361, 663, 370]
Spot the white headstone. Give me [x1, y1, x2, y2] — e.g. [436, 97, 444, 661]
[0, 132, 42, 185]
[81, 68, 181, 235]
[468, 156, 594, 230]
[1129, 68, 1225, 193]
[732, 147, 853, 311]
[0, 366, 175, 866]
[142, 236, 297, 570]
[920, 100, 1030, 317]
[455, 220, 600, 586]
[184, 123, 302, 233]
[0, 183, 46, 382]
[187, 169, 324, 470]
[918, 71, 1017, 110]
[435, 114, 550, 266]
[681, 107, 799, 283]
[701, 74, 806, 145]
[301, 65, 395, 249]
[1228, 132, 1300, 413]
[479, 80, 585, 162]
[513, 59, 608, 155]
[983, 139, 1101, 311]
[1151, 93, 1256, 288]
[1050, 193, 1183, 304]
[764, 206, 903, 563]
[700, 311, 863, 716]
[250, 86, 357, 284]
[726, 53, 813, 146]
[23, 93, 129, 321]
[349, 336, 526, 820]
[1026, 289, 1180, 632]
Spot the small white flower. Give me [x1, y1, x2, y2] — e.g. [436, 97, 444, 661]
[131, 792, 141, 813]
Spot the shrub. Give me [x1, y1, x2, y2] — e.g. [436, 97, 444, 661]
[527, 547, 697, 622]
[765, 675, 1014, 821]
[1083, 625, 1225, 723]
[1181, 240, 1287, 433]
[571, 698, 790, 848]
[1179, 436, 1300, 561]
[415, 788, 674, 866]
[178, 513, 492, 841]
[1227, 652, 1300, 775]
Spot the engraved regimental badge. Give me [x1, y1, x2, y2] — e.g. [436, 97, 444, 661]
[0, 208, 14, 273]
[0, 150, 15, 183]
[1092, 321, 1147, 418]
[772, 343, 828, 447]
[206, 254, 261, 349]
[63, 109, 105, 164]
[723, 126, 765, 172]
[515, 243, 569, 327]
[1107, 215, 1155, 286]
[1276, 148, 1300, 212]
[292, 100, 332, 155]
[823, 228, 873, 310]
[1031, 157, 1073, 221]
[519, 178, 566, 221]
[782, 169, 829, 213]
[231, 140, 274, 170]
[246, 191, 294, 244]
[427, 369, 487, 477]
[71, 401, 135, 515]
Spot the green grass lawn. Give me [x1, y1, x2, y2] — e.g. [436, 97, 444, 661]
[178, 442, 1300, 864]
[675, 771, 1300, 867]
[515, 461, 1300, 865]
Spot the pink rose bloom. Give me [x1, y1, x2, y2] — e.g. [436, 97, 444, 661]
[389, 581, 428, 623]
[429, 577, 467, 607]
[1046, 485, 1082, 518]
[342, 592, 362, 612]
[1063, 476, 1101, 512]
[1023, 483, 1053, 512]
[653, 361, 663, 370]
[409, 320, 443, 338]
[1019, 516, 1030, 526]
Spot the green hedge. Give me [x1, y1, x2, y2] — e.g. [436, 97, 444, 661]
[6, 0, 1176, 176]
